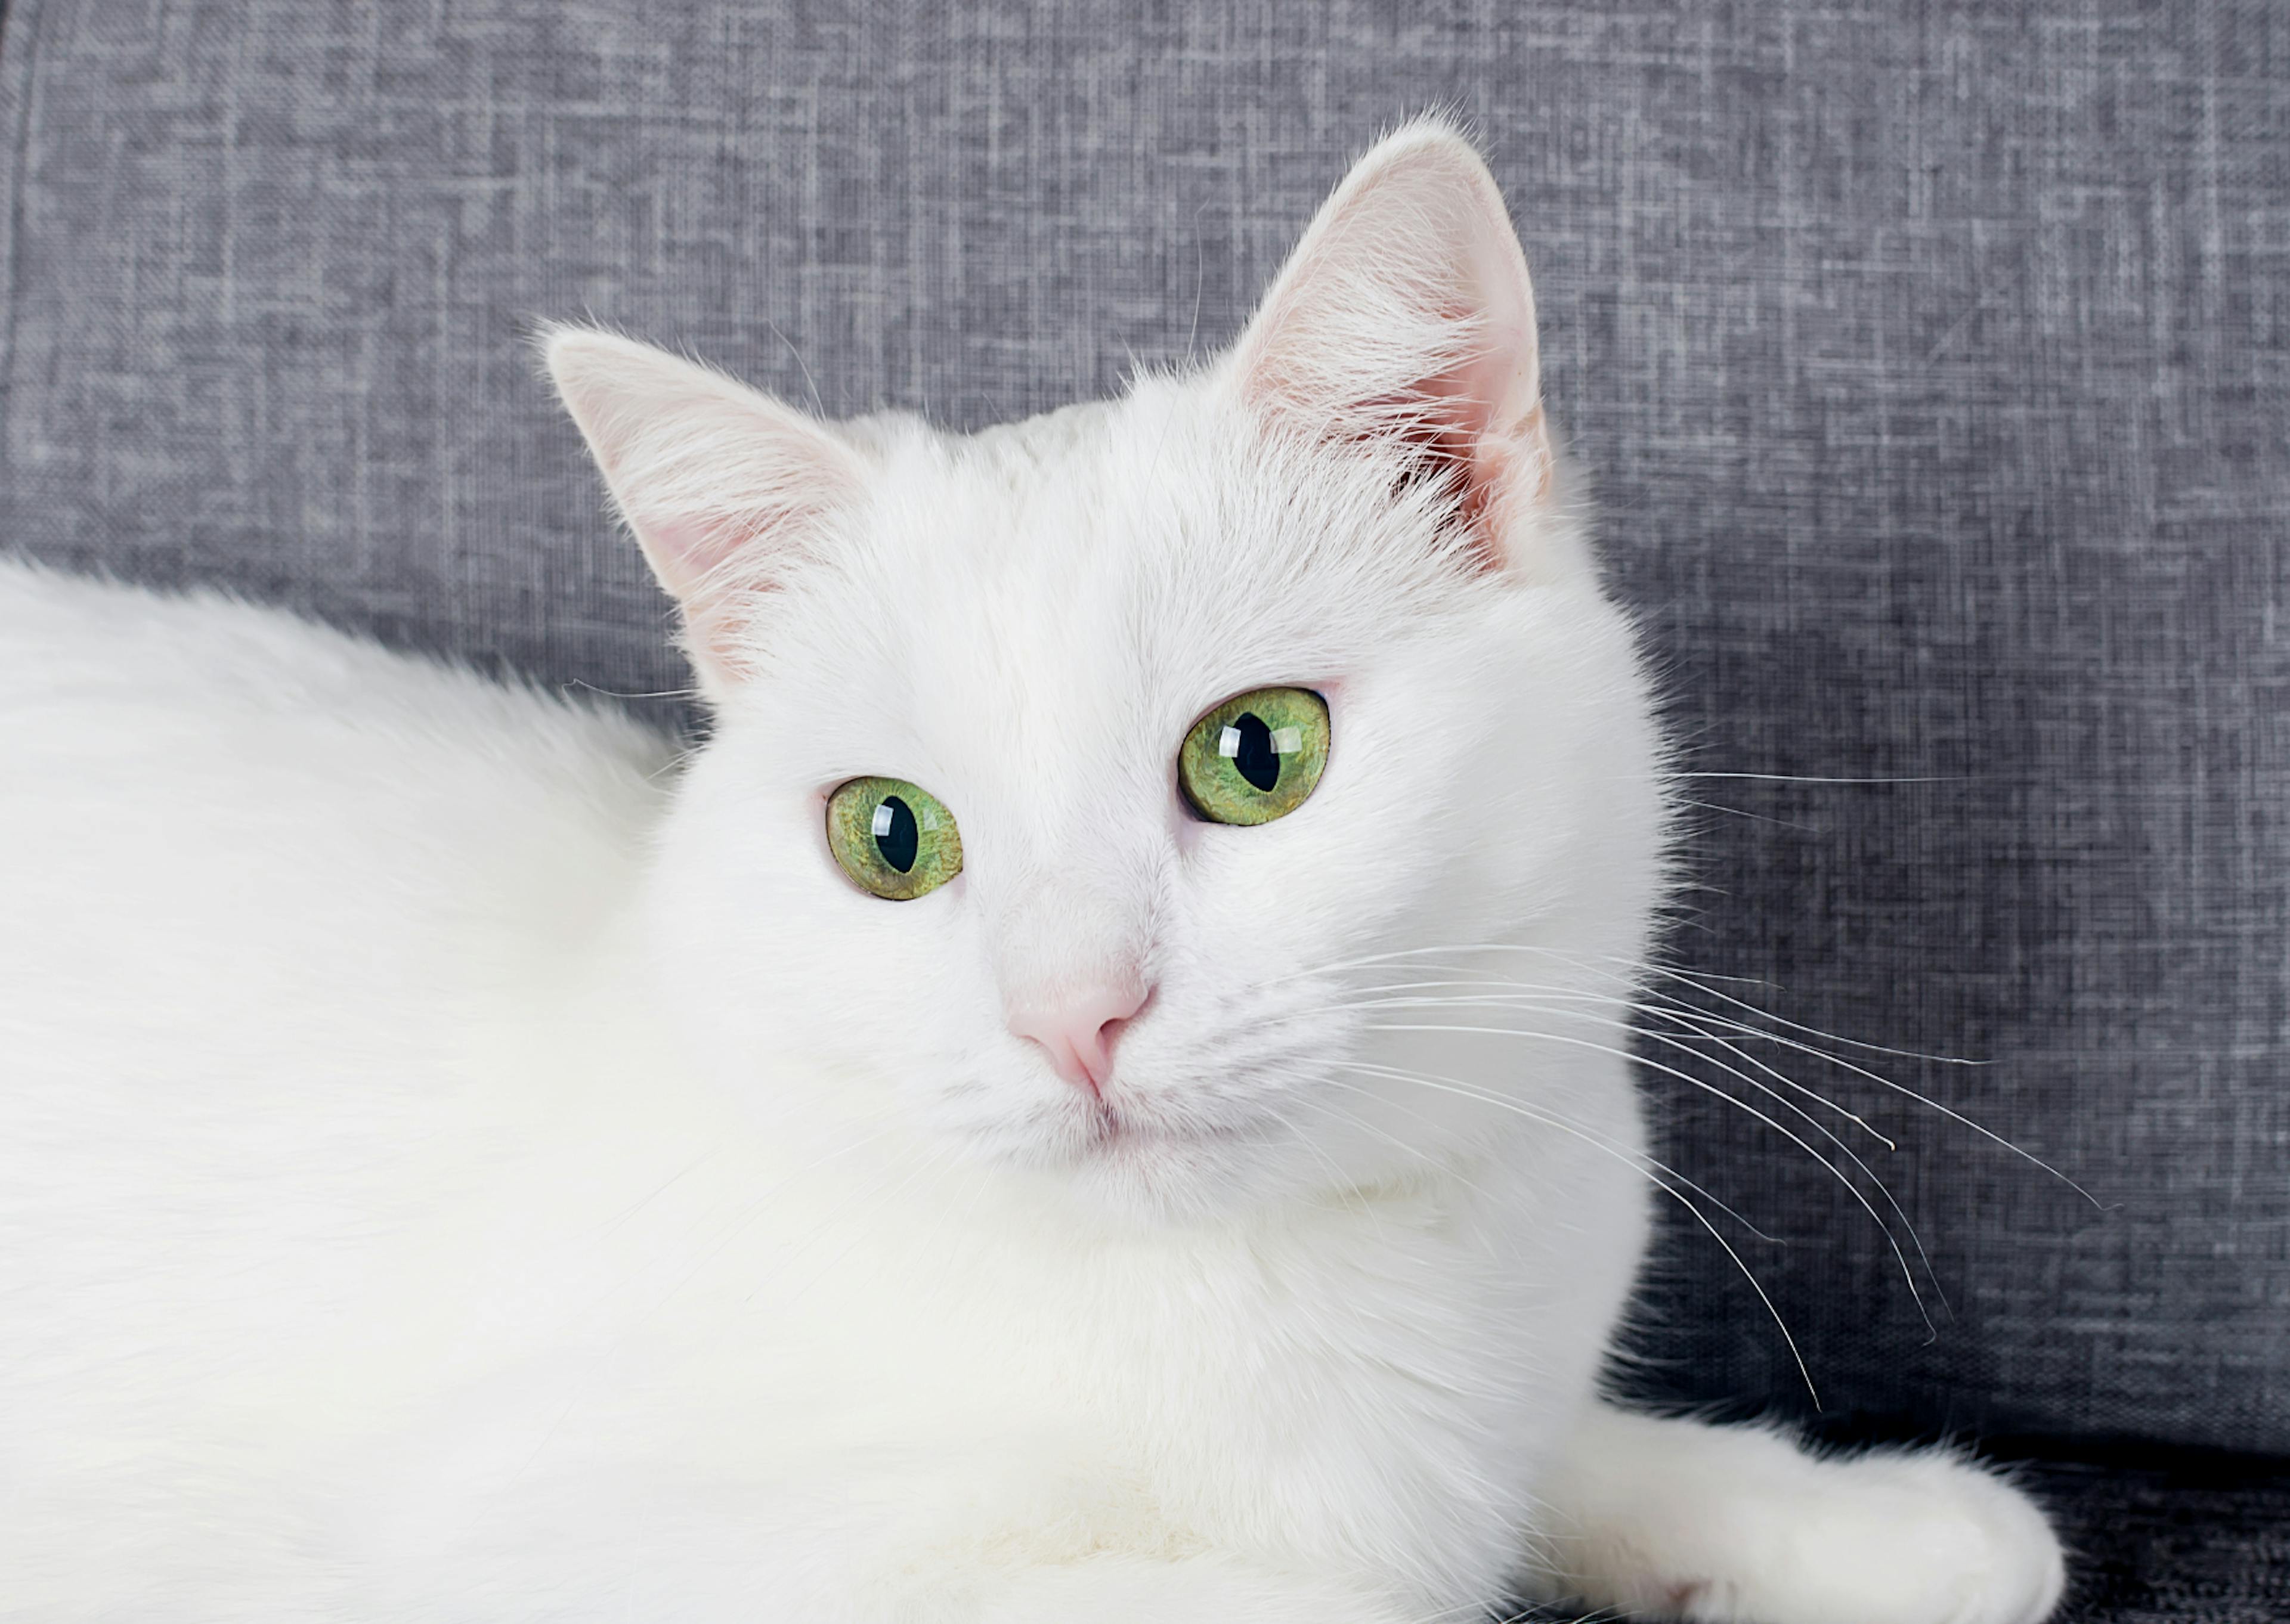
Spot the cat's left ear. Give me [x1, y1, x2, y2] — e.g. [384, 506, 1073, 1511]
[545, 327, 868, 690]
[1220, 120, 1558, 575]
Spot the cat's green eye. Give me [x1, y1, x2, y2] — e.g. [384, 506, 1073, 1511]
[825, 777, 964, 900]
[1178, 686, 1330, 826]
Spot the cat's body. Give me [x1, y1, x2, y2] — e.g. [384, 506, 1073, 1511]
[0, 126, 2064, 1623]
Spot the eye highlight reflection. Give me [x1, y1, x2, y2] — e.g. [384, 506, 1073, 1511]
[827, 777, 963, 899]
[1179, 687, 1329, 825]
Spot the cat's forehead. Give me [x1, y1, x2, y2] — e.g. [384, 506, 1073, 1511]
[769, 385, 1468, 789]
[847, 386, 1455, 663]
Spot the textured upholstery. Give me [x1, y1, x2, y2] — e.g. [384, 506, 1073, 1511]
[2030, 1452, 2290, 1624]
[1, 0, 2284, 1464]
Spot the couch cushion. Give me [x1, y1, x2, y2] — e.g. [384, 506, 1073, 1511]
[0, 0, 2282, 1452]
[2028, 1449, 2290, 1623]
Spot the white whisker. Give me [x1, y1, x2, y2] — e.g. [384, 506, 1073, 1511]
[1329, 1060, 1783, 1244]
[1327, 1059, 1819, 1405]
[1338, 940, 2099, 1204]
[1358, 1019, 1939, 1327]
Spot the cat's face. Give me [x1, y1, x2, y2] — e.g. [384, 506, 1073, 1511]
[552, 122, 1668, 1223]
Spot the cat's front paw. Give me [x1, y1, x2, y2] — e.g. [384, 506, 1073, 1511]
[1669, 1450, 2065, 1624]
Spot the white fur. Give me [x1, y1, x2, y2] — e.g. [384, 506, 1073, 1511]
[0, 122, 2063, 1622]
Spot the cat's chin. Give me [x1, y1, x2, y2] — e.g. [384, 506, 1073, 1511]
[1021, 1107, 1308, 1228]
[1060, 1143, 1260, 1227]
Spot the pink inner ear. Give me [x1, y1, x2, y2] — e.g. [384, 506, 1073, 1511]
[637, 511, 756, 607]
[1349, 323, 1553, 574]
[639, 513, 772, 670]
[1225, 133, 1556, 574]
[547, 327, 869, 690]
[1419, 264, 1556, 557]
[1434, 374, 1555, 572]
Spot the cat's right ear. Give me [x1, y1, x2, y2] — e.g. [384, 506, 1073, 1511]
[544, 327, 867, 689]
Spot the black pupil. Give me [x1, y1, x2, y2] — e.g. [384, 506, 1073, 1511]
[874, 795, 920, 873]
[1230, 712, 1282, 792]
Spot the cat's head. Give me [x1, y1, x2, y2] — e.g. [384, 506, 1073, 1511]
[549, 122, 1669, 1224]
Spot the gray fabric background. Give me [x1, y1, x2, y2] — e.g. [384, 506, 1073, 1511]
[0, 1, 2282, 1455]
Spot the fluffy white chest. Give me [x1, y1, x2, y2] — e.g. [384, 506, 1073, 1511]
[370, 1011, 1648, 1606]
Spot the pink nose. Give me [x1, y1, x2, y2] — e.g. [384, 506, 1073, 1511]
[1008, 981, 1149, 1098]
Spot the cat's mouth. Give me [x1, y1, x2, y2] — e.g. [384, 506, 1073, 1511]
[1083, 1104, 1186, 1149]
[1073, 1095, 1267, 1157]
[1049, 1098, 1270, 1220]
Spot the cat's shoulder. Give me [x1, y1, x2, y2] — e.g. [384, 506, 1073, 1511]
[0, 551, 675, 774]
[0, 551, 682, 903]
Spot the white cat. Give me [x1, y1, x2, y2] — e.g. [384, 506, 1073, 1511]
[0, 121, 2063, 1623]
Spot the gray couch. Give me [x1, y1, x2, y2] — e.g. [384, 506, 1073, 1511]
[3, 1, 2283, 1617]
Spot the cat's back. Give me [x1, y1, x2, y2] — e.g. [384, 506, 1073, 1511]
[0, 550, 679, 1068]
[0, 559, 689, 1607]
[0, 561, 679, 1312]
[0, 554, 677, 1090]
[0, 555, 676, 970]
